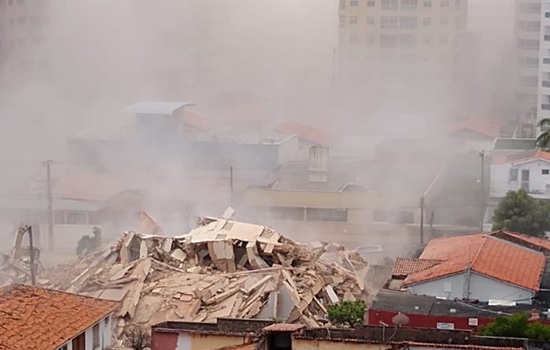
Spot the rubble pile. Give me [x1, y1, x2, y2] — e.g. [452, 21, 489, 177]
[44, 216, 371, 345]
[0, 226, 42, 286]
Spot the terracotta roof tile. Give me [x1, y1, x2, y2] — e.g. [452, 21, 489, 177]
[447, 117, 501, 139]
[392, 258, 442, 278]
[275, 121, 333, 146]
[492, 149, 550, 165]
[0, 285, 119, 350]
[404, 234, 546, 291]
[490, 230, 550, 253]
[183, 109, 213, 131]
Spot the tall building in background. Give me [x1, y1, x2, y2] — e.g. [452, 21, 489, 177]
[515, 0, 541, 136]
[538, 1, 550, 124]
[0, 0, 46, 65]
[336, 0, 468, 121]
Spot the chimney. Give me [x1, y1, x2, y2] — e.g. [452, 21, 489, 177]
[309, 146, 329, 183]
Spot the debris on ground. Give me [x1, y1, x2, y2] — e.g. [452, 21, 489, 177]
[41, 214, 371, 347]
[0, 225, 42, 286]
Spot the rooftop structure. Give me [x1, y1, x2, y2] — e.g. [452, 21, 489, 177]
[0, 284, 119, 350]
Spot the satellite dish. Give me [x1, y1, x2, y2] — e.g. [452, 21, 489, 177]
[392, 312, 410, 326]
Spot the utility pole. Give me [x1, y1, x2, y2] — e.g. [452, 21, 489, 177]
[43, 160, 54, 250]
[229, 166, 234, 194]
[27, 225, 36, 286]
[419, 196, 425, 245]
[479, 150, 485, 232]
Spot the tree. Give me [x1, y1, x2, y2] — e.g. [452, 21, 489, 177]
[479, 313, 550, 342]
[536, 118, 550, 150]
[492, 189, 550, 237]
[327, 300, 365, 326]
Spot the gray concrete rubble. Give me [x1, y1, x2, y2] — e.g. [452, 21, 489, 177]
[41, 215, 372, 346]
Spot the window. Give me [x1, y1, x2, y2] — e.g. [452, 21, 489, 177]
[339, 15, 346, 28]
[381, 16, 398, 29]
[400, 0, 418, 10]
[58, 346, 68, 350]
[400, 34, 417, 47]
[350, 15, 358, 25]
[381, 0, 398, 10]
[367, 16, 375, 25]
[305, 208, 348, 222]
[542, 169, 549, 175]
[422, 17, 431, 26]
[380, 34, 398, 47]
[509, 168, 518, 182]
[350, 0, 358, 6]
[367, 0, 375, 6]
[72, 333, 85, 350]
[93, 323, 100, 349]
[441, 0, 449, 7]
[439, 36, 448, 45]
[423, 0, 431, 6]
[400, 16, 417, 29]
[268, 207, 304, 221]
[65, 211, 89, 225]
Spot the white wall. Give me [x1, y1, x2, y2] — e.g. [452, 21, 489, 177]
[57, 314, 112, 350]
[408, 272, 534, 305]
[490, 159, 550, 198]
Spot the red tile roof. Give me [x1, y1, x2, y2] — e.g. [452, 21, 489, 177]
[392, 258, 442, 278]
[490, 230, 550, 254]
[263, 323, 305, 333]
[183, 109, 213, 131]
[447, 117, 501, 139]
[404, 234, 546, 291]
[492, 149, 550, 165]
[0, 285, 119, 350]
[275, 121, 333, 146]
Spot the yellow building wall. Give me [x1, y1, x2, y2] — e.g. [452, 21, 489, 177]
[293, 338, 390, 350]
[189, 334, 249, 350]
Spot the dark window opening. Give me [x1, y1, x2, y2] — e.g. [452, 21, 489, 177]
[267, 333, 292, 350]
[305, 208, 348, 222]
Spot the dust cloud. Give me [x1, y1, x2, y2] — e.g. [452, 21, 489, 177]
[0, 0, 519, 258]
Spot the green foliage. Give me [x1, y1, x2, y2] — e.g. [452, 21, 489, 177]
[525, 322, 550, 342]
[479, 313, 550, 342]
[536, 118, 550, 150]
[492, 189, 550, 237]
[479, 313, 529, 338]
[327, 300, 365, 326]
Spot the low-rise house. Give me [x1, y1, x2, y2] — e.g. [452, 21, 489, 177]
[447, 117, 502, 152]
[151, 317, 531, 350]
[367, 290, 550, 332]
[490, 149, 550, 198]
[398, 233, 547, 305]
[0, 284, 119, 350]
[274, 121, 333, 159]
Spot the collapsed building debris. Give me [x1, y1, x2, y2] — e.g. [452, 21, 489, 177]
[0, 225, 41, 286]
[42, 215, 371, 346]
